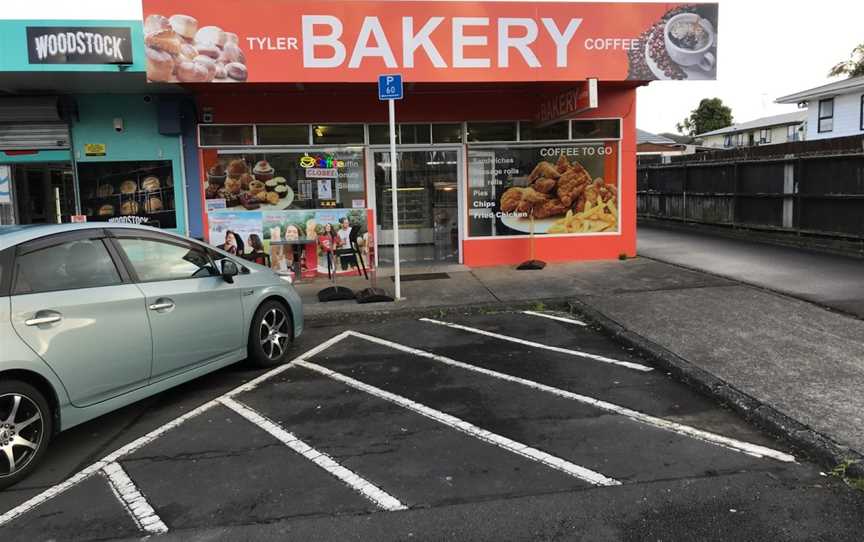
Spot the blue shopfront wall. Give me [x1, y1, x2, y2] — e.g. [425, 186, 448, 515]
[0, 19, 145, 73]
[71, 94, 187, 234]
[0, 19, 203, 235]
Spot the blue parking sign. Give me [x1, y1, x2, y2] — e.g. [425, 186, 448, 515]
[378, 74, 403, 100]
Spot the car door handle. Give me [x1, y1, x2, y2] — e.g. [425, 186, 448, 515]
[25, 313, 62, 326]
[148, 299, 175, 311]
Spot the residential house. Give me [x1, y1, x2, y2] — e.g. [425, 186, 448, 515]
[776, 75, 864, 140]
[695, 111, 807, 149]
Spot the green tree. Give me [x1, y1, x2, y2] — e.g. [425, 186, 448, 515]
[829, 43, 864, 78]
[676, 98, 733, 136]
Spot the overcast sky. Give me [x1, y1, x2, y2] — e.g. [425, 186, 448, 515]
[637, 0, 863, 135]
[2, 0, 861, 135]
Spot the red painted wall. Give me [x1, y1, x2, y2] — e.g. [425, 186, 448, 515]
[193, 81, 639, 265]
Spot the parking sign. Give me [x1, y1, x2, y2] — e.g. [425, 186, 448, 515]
[378, 74, 403, 100]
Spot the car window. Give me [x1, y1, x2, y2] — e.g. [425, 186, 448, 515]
[117, 237, 218, 282]
[13, 239, 122, 294]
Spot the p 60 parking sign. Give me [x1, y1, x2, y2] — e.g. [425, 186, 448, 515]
[378, 74, 403, 100]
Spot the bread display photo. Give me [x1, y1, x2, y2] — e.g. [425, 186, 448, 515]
[144, 13, 249, 83]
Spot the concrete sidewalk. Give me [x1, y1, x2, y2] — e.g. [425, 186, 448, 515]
[295, 259, 864, 472]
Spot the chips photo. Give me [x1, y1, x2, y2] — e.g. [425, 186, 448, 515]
[546, 196, 618, 234]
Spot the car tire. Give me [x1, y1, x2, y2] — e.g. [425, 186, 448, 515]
[247, 300, 294, 368]
[0, 380, 53, 490]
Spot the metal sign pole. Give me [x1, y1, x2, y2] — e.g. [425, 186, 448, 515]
[388, 98, 401, 299]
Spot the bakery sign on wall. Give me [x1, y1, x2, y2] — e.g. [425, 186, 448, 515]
[26, 27, 133, 64]
[141, 1, 719, 83]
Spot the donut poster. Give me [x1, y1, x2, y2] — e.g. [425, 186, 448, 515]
[141, 1, 718, 83]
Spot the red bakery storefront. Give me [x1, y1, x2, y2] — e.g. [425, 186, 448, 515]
[142, 0, 718, 274]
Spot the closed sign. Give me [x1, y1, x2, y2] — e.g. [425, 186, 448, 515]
[27, 27, 133, 64]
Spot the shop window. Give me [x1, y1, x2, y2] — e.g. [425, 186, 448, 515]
[571, 119, 620, 140]
[369, 124, 432, 145]
[860, 95, 863, 131]
[519, 121, 568, 141]
[400, 124, 432, 144]
[199, 125, 254, 146]
[818, 98, 834, 133]
[13, 238, 121, 294]
[431, 123, 463, 143]
[467, 142, 619, 238]
[466, 122, 518, 142]
[205, 149, 365, 211]
[256, 125, 310, 146]
[78, 161, 176, 229]
[312, 124, 364, 144]
[116, 237, 217, 282]
[368, 124, 390, 145]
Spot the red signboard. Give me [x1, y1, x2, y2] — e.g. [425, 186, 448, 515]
[141, 1, 718, 83]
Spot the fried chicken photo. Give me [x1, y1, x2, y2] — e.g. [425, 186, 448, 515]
[532, 176, 557, 194]
[501, 186, 548, 214]
[500, 187, 525, 213]
[556, 161, 592, 206]
[556, 154, 571, 174]
[532, 198, 568, 219]
[528, 161, 560, 182]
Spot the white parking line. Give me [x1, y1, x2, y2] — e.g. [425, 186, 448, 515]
[220, 397, 407, 512]
[102, 462, 168, 535]
[522, 311, 588, 327]
[419, 318, 653, 372]
[0, 331, 354, 530]
[344, 331, 796, 463]
[294, 359, 621, 487]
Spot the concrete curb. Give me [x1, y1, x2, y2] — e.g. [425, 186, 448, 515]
[569, 297, 864, 480]
[303, 298, 573, 328]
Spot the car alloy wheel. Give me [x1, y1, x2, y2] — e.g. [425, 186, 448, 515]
[0, 393, 45, 479]
[259, 307, 291, 361]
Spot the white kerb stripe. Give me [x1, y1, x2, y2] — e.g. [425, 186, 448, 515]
[522, 311, 588, 327]
[346, 331, 796, 463]
[420, 318, 653, 372]
[102, 462, 168, 535]
[294, 359, 620, 487]
[0, 331, 355, 528]
[220, 397, 407, 512]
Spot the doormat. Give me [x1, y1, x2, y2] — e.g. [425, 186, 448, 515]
[391, 273, 451, 282]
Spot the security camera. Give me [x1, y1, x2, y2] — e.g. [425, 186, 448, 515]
[113, 118, 124, 133]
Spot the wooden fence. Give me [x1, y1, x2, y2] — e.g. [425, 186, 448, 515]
[637, 135, 864, 239]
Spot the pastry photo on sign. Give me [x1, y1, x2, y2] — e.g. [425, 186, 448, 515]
[143, 13, 248, 82]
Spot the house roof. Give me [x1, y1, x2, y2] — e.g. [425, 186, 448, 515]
[637, 129, 678, 145]
[776, 75, 864, 104]
[695, 110, 807, 138]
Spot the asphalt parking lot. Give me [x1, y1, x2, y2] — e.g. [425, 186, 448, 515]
[1, 311, 863, 541]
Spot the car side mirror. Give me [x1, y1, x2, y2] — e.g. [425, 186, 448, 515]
[221, 259, 239, 283]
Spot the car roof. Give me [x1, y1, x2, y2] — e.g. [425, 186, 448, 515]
[0, 223, 182, 250]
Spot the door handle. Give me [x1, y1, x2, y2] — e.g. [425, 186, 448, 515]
[148, 299, 175, 311]
[25, 313, 62, 326]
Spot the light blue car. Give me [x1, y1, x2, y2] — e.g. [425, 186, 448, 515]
[0, 223, 303, 489]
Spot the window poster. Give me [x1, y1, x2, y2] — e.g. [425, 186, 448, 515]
[207, 208, 373, 278]
[467, 142, 619, 237]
